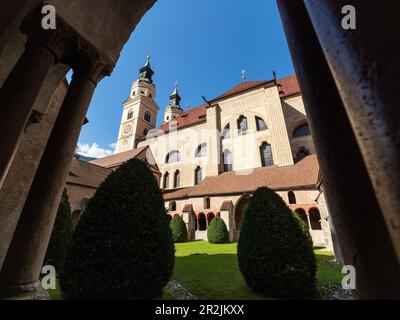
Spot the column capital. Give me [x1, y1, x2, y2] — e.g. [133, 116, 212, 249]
[70, 45, 114, 86]
[20, 5, 72, 63]
[21, 3, 114, 84]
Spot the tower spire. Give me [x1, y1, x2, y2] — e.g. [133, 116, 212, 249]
[169, 80, 181, 107]
[164, 80, 183, 123]
[139, 52, 154, 84]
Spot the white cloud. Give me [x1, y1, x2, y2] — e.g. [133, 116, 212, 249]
[109, 143, 117, 151]
[77, 143, 114, 159]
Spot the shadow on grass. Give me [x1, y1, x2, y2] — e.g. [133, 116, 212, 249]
[173, 251, 342, 300]
[173, 254, 267, 300]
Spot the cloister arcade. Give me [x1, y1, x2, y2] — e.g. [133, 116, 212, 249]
[0, 0, 399, 299]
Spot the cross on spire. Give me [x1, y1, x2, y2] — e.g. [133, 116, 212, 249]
[138, 51, 154, 84]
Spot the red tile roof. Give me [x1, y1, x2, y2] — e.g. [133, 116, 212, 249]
[210, 80, 274, 102]
[158, 104, 207, 133]
[163, 186, 197, 201]
[163, 155, 319, 200]
[90, 146, 148, 168]
[158, 75, 300, 133]
[67, 158, 112, 188]
[277, 75, 300, 98]
[89, 146, 161, 176]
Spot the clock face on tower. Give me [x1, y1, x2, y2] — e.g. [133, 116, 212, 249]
[124, 124, 132, 135]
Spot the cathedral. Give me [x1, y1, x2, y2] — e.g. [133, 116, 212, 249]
[87, 56, 333, 248]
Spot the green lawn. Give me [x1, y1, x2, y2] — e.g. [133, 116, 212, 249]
[47, 240, 342, 300]
[172, 241, 342, 300]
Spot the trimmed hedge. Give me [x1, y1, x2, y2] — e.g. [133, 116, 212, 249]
[60, 159, 175, 300]
[170, 215, 188, 243]
[207, 217, 229, 244]
[238, 187, 316, 299]
[44, 188, 73, 273]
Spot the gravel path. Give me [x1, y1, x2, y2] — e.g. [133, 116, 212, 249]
[165, 280, 198, 300]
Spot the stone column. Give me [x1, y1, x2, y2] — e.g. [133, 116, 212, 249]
[277, 0, 400, 298]
[0, 48, 112, 299]
[0, 65, 68, 272]
[304, 0, 400, 262]
[0, 11, 68, 189]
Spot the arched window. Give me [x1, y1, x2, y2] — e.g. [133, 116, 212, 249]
[309, 208, 322, 230]
[288, 191, 296, 204]
[255, 116, 268, 131]
[195, 143, 207, 157]
[237, 115, 248, 135]
[144, 111, 151, 123]
[293, 124, 311, 138]
[195, 166, 202, 185]
[166, 214, 172, 222]
[295, 209, 309, 229]
[127, 109, 133, 120]
[223, 149, 233, 172]
[198, 213, 207, 231]
[166, 150, 180, 164]
[163, 172, 169, 189]
[143, 128, 148, 136]
[222, 123, 231, 140]
[170, 201, 177, 211]
[260, 142, 274, 167]
[174, 170, 181, 188]
[204, 197, 211, 209]
[207, 212, 215, 225]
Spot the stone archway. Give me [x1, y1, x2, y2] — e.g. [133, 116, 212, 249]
[308, 207, 322, 230]
[295, 208, 309, 229]
[207, 212, 215, 226]
[0, 0, 399, 300]
[198, 213, 207, 231]
[234, 194, 251, 240]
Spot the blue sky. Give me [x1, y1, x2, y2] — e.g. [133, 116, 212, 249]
[77, 0, 295, 158]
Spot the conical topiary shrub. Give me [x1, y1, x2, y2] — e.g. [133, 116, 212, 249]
[44, 188, 73, 274]
[207, 217, 229, 244]
[238, 187, 316, 299]
[170, 215, 188, 243]
[60, 158, 175, 300]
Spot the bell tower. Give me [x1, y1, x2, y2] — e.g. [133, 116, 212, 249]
[164, 81, 183, 122]
[115, 54, 159, 154]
